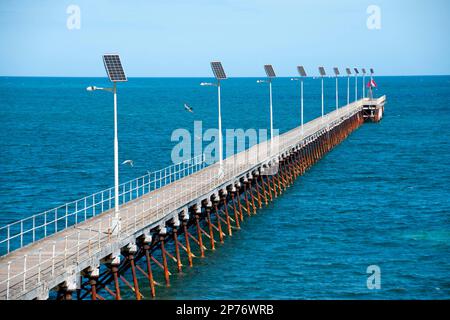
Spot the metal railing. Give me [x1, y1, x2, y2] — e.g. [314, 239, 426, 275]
[0, 154, 206, 256]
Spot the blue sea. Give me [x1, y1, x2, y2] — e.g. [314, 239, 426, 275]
[0, 76, 449, 299]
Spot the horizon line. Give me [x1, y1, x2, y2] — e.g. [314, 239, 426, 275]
[1, 74, 449, 78]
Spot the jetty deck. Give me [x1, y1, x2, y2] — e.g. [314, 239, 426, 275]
[0, 96, 386, 300]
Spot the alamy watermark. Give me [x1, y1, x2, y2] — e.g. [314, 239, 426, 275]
[367, 5, 381, 30]
[66, 5, 81, 30]
[367, 265, 381, 289]
[171, 121, 280, 175]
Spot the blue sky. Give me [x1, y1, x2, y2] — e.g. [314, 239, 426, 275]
[0, 0, 449, 77]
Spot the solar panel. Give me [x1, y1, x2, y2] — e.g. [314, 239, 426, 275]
[370, 68, 374, 74]
[264, 65, 276, 78]
[297, 66, 307, 77]
[362, 68, 366, 74]
[318, 67, 326, 76]
[103, 54, 127, 82]
[210, 61, 227, 80]
[354, 68, 359, 74]
[346, 68, 352, 75]
[333, 67, 340, 76]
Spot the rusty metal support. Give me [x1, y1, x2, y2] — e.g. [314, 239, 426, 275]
[183, 221, 194, 267]
[195, 214, 205, 257]
[271, 172, 278, 198]
[173, 228, 183, 272]
[89, 277, 97, 300]
[243, 183, 252, 216]
[230, 192, 241, 229]
[287, 157, 294, 185]
[263, 175, 273, 201]
[205, 208, 215, 250]
[57, 286, 74, 301]
[111, 265, 121, 300]
[143, 244, 156, 297]
[128, 254, 141, 300]
[222, 196, 233, 235]
[235, 186, 244, 221]
[254, 176, 262, 209]
[279, 161, 288, 190]
[259, 175, 269, 205]
[160, 236, 170, 286]
[248, 181, 257, 214]
[213, 202, 224, 243]
[276, 165, 284, 193]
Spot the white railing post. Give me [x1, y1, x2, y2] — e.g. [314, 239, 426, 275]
[98, 220, 101, 250]
[7, 261, 11, 300]
[33, 216, 36, 243]
[52, 241, 56, 276]
[77, 231, 80, 261]
[75, 202, 78, 225]
[7, 226, 10, 253]
[130, 181, 132, 201]
[88, 226, 93, 256]
[84, 198, 87, 221]
[20, 220, 23, 248]
[64, 235, 68, 268]
[38, 248, 42, 284]
[23, 254, 27, 291]
[93, 195, 96, 217]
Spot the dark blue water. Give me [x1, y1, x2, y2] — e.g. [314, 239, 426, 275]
[0, 76, 449, 299]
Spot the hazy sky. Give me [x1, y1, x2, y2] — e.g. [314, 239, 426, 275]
[0, 0, 449, 77]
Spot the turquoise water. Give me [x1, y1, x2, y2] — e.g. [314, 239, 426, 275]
[0, 76, 449, 299]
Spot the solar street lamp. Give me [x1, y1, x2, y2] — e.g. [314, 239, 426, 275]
[86, 54, 127, 235]
[333, 67, 340, 112]
[257, 65, 276, 150]
[318, 67, 326, 120]
[86, 86, 113, 92]
[362, 68, 367, 98]
[291, 66, 307, 135]
[201, 61, 227, 176]
[354, 68, 359, 102]
[345, 68, 352, 105]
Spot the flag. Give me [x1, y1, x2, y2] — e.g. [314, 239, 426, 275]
[367, 79, 377, 88]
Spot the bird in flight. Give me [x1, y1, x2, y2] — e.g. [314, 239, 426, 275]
[184, 103, 194, 113]
[122, 160, 134, 167]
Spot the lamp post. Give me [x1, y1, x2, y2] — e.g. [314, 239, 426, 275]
[201, 61, 227, 177]
[318, 67, 326, 120]
[291, 66, 307, 135]
[257, 65, 276, 150]
[362, 68, 367, 98]
[345, 68, 352, 105]
[333, 67, 340, 112]
[354, 68, 359, 102]
[86, 54, 127, 235]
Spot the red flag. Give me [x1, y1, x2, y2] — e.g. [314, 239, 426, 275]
[367, 79, 377, 88]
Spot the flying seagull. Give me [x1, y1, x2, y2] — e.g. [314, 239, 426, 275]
[184, 103, 194, 113]
[122, 160, 134, 167]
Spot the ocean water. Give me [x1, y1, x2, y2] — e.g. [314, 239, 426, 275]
[0, 76, 449, 299]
